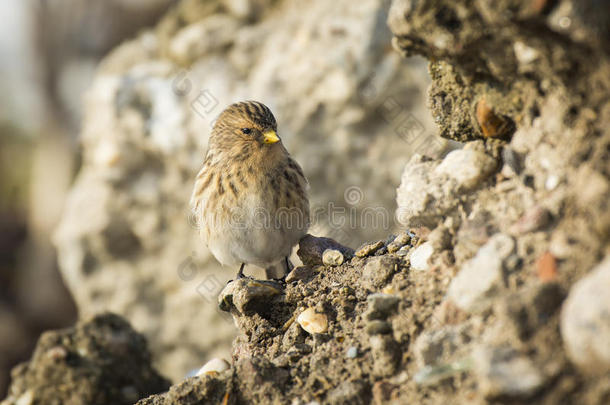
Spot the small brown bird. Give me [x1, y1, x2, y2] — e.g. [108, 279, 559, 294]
[190, 101, 309, 279]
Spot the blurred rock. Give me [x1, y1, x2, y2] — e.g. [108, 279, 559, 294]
[362, 256, 398, 288]
[1, 313, 169, 405]
[561, 255, 610, 373]
[396, 145, 497, 228]
[447, 233, 514, 312]
[434, 148, 497, 190]
[473, 345, 545, 399]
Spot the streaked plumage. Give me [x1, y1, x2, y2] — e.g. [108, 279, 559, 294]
[190, 101, 309, 279]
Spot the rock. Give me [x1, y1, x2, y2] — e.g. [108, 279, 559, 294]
[473, 345, 545, 399]
[434, 148, 497, 190]
[536, 251, 558, 282]
[326, 380, 369, 405]
[413, 323, 471, 368]
[395, 155, 453, 228]
[355, 240, 385, 258]
[322, 249, 344, 266]
[196, 358, 230, 376]
[346, 346, 358, 359]
[386, 232, 410, 253]
[409, 241, 434, 271]
[364, 293, 400, 320]
[297, 235, 354, 266]
[285, 266, 315, 284]
[297, 308, 328, 335]
[475, 98, 514, 139]
[370, 335, 400, 377]
[218, 278, 282, 315]
[362, 256, 398, 288]
[561, 256, 610, 373]
[447, 233, 514, 312]
[496, 282, 565, 341]
[2, 313, 169, 405]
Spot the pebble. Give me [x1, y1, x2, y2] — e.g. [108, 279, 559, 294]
[218, 278, 282, 315]
[536, 252, 558, 282]
[447, 233, 514, 312]
[474, 99, 513, 139]
[514, 41, 539, 65]
[346, 346, 358, 358]
[387, 232, 410, 253]
[355, 240, 385, 257]
[362, 256, 398, 288]
[561, 255, 610, 373]
[196, 358, 230, 376]
[473, 345, 544, 398]
[297, 308, 328, 334]
[434, 148, 497, 189]
[365, 293, 400, 320]
[409, 241, 434, 271]
[322, 249, 344, 266]
[297, 234, 354, 266]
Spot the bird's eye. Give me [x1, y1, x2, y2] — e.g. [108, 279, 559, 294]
[241, 128, 252, 135]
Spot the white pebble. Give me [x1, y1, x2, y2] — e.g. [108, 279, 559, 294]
[346, 346, 358, 358]
[322, 249, 344, 266]
[545, 174, 559, 190]
[410, 242, 434, 271]
[297, 308, 328, 334]
[196, 358, 230, 376]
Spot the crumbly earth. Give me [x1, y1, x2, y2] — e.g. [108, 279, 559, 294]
[1, 314, 170, 405]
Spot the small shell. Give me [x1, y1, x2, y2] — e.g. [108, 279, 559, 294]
[322, 249, 344, 266]
[196, 358, 230, 376]
[297, 308, 328, 334]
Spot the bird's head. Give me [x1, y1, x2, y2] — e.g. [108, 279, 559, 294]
[210, 101, 282, 155]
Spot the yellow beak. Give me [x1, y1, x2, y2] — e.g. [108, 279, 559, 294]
[262, 130, 280, 144]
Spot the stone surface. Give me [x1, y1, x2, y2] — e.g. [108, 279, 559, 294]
[355, 240, 385, 258]
[396, 144, 498, 228]
[2, 313, 169, 405]
[434, 148, 497, 190]
[362, 256, 398, 288]
[218, 278, 282, 316]
[561, 256, 610, 373]
[473, 345, 545, 399]
[447, 233, 514, 312]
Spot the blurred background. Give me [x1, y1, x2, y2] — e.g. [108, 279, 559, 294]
[0, 0, 177, 395]
[0, 0, 438, 391]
